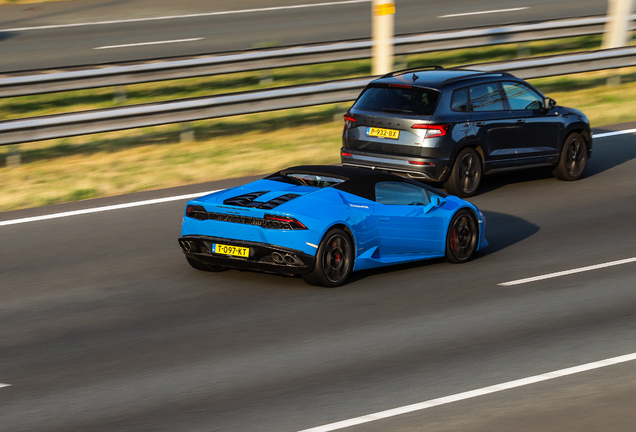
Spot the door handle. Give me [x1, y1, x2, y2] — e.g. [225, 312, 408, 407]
[474, 122, 485, 126]
[516, 119, 526, 124]
[378, 217, 391, 222]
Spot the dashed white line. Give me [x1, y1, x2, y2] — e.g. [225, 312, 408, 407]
[439, 7, 529, 18]
[298, 351, 636, 432]
[499, 257, 636, 287]
[95, 38, 203, 50]
[0, 383, 10, 389]
[1, 1, 371, 32]
[0, 190, 218, 228]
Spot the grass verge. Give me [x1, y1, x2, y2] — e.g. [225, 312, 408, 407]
[1, 36, 635, 212]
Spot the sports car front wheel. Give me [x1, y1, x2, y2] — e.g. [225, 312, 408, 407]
[302, 228, 353, 287]
[445, 210, 478, 263]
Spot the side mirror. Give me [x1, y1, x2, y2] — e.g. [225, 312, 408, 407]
[432, 195, 446, 208]
[543, 97, 556, 110]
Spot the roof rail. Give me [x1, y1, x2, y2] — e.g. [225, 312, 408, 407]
[380, 65, 444, 78]
[440, 70, 513, 85]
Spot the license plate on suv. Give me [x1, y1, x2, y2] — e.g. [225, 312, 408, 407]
[366, 127, 399, 139]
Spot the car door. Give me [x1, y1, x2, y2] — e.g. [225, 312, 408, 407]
[465, 82, 518, 169]
[372, 181, 445, 254]
[501, 81, 562, 164]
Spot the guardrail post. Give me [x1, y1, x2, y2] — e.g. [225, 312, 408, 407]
[372, 0, 395, 75]
[6, 145, 21, 167]
[603, 0, 634, 48]
[180, 123, 195, 142]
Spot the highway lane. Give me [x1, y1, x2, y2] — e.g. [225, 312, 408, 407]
[1, 124, 635, 431]
[0, 0, 605, 72]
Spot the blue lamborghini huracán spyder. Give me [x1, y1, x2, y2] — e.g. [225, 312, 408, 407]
[179, 165, 487, 287]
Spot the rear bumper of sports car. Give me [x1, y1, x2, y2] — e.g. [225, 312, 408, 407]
[178, 235, 316, 275]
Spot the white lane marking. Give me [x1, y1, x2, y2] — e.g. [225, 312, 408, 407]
[499, 257, 636, 287]
[1, 1, 371, 32]
[298, 351, 636, 432]
[439, 7, 528, 18]
[0, 124, 631, 229]
[594, 128, 636, 138]
[0, 190, 219, 228]
[95, 38, 203, 50]
[0, 383, 10, 389]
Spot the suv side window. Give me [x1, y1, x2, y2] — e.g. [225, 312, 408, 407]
[451, 88, 469, 112]
[375, 181, 430, 206]
[469, 83, 505, 112]
[503, 81, 544, 110]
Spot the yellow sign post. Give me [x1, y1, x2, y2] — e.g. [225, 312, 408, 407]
[372, 1, 395, 75]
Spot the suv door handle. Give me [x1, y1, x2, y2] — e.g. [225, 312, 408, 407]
[516, 119, 526, 124]
[474, 122, 485, 126]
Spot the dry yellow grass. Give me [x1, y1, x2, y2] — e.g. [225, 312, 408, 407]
[1, 68, 636, 213]
[0, 0, 71, 4]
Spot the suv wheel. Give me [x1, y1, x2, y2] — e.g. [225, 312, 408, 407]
[444, 148, 482, 197]
[553, 133, 587, 181]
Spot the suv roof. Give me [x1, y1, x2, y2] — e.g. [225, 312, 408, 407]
[375, 67, 514, 90]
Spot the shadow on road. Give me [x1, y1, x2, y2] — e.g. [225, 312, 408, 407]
[346, 210, 538, 284]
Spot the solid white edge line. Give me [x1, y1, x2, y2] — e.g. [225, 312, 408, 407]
[593, 128, 636, 138]
[95, 38, 203, 50]
[1, 1, 371, 32]
[0, 190, 219, 227]
[499, 257, 636, 286]
[439, 7, 528, 18]
[298, 352, 636, 432]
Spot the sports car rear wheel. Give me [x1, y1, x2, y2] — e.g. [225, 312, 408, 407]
[302, 228, 353, 287]
[445, 210, 478, 263]
[186, 256, 226, 272]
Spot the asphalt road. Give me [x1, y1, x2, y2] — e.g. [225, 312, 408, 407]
[0, 0, 606, 72]
[1, 123, 635, 431]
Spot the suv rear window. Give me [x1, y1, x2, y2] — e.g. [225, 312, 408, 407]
[352, 85, 439, 116]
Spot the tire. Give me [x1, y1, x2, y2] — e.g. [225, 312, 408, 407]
[186, 255, 226, 273]
[444, 148, 482, 198]
[445, 210, 478, 263]
[302, 228, 354, 287]
[553, 132, 588, 181]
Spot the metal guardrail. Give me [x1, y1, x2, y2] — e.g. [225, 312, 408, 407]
[1, 15, 634, 98]
[1, 46, 636, 147]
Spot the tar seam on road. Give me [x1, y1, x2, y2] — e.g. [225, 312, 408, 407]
[0, 191, 219, 228]
[0, 126, 633, 228]
[0, 0, 372, 32]
[297, 352, 636, 432]
[438, 7, 529, 18]
[95, 38, 204, 50]
[499, 257, 636, 286]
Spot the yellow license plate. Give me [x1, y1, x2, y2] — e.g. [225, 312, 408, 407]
[212, 243, 249, 257]
[366, 127, 399, 139]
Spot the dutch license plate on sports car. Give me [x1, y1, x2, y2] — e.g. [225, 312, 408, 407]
[212, 243, 249, 257]
[366, 127, 399, 139]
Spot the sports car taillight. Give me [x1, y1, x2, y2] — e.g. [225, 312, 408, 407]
[411, 124, 451, 138]
[185, 204, 206, 219]
[263, 214, 307, 230]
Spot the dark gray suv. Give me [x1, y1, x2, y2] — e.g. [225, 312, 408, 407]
[341, 67, 592, 197]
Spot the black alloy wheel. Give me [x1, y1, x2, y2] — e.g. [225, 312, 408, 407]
[553, 132, 588, 181]
[302, 228, 353, 287]
[445, 210, 478, 263]
[444, 148, 482, 198]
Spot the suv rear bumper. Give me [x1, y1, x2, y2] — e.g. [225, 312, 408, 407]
[341, 148, 450, 182]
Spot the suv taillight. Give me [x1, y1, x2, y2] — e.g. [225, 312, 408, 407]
[343, 114, 356, 130]
[411, 124, 450, 138]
